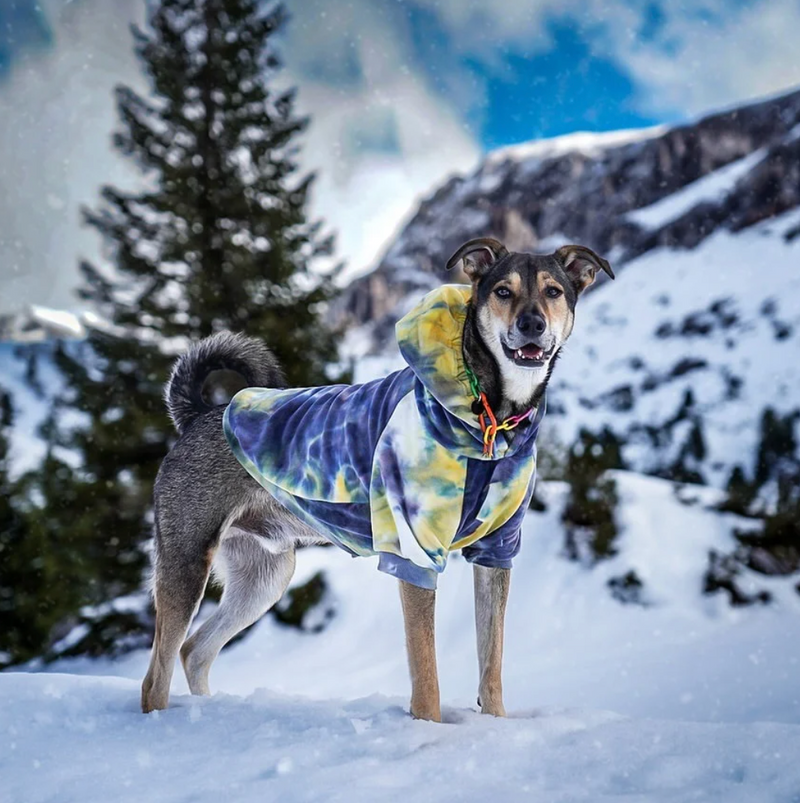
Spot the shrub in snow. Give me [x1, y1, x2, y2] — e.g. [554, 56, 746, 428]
[705, 407, 800, 605]
[272, 571, 335, 634]
[607, 570, 648, 606]
[562, 428, 624, 564]
[703, 550, 772, 607]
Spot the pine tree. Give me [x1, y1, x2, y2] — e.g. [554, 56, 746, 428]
[0, 389, 92, 666]
[708, 407, 800, 606]
[754, 408, 799, 488]
[0, 387, 28, 666]
[80, 0, 338, 375]
[16, 0, 341, 662]
[721, 465, 756, 516]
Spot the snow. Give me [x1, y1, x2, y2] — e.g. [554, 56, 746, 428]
[4, 134, 800, 798]
[0, 343, 64, 477]
[0, 340, 92, 478]
[627, 150, 767, 229]
[28, 305, 86, 340]
[5, 673, 800, 803]
[485, 125, 667, 168]
[4, 473, 800, 802]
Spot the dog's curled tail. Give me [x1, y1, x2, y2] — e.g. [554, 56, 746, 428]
[165, 332, 285, 434]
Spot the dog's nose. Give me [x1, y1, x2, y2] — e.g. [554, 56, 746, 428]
[516, 312, 546, 336]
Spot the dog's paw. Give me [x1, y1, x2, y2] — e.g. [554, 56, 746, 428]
[477, 693, 506, 717]
[141, 690, 169, 714]
[410, 702, 442, 723]
[141, 675, 170, 713]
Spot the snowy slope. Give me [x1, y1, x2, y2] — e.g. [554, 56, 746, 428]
[626, 149, 767, 230]
[484, 125, 666, 169]
[334, 88, 800, 492]
[5, 89, 800, 801]
[548, 210, 800, 487]
[347, 210, 800, 488]
[4, 474, 800, 802]
[0, 342, 66, 477]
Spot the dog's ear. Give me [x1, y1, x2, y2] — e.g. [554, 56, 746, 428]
[445, 238, 508, 281]
[556, 245, 614, 294]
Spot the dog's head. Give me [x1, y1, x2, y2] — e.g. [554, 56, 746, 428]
[447, 237, 613, 400]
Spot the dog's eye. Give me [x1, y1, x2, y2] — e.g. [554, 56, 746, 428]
[545, 286, 562, 299]
[494, 287, 512, 299]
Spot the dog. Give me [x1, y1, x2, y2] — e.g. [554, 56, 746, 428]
[141, 237, 613, 721]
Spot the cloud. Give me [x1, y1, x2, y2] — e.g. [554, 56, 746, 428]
[410, 0, 800, 118]
[284, 0, 800, 283]
[607, 0, 800, 116]
[280, 0, 480, 281]
[296, 78, 479, 282]
[0, 0, 479, 309]
[0, 0, 145, 313]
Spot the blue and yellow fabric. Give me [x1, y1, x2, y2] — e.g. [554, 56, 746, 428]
[223, 285, 544, 588]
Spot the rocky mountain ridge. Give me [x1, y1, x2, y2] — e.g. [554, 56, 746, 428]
[338, 87, 800, 350]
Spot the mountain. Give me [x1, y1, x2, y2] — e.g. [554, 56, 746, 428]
[3, 94, 799, 790]
[339, 88, 800, 342]
[339, 88, 800, 495]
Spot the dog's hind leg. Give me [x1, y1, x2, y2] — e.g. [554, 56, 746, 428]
[180, 535, 296, 696]
[142, 542, 214, 713]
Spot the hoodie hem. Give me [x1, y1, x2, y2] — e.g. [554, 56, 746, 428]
[377, 552, 438, 589]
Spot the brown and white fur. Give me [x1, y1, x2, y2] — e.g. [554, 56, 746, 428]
[141, 237, 613, 721]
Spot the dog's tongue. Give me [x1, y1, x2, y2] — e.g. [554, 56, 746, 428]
[518, 344, 544, 360]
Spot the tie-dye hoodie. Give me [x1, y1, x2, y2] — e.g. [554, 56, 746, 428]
[223, 285, 544, 589]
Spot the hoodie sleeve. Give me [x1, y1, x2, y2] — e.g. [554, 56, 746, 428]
[370, 390, 468, 586]
[460, 471, 535, 569]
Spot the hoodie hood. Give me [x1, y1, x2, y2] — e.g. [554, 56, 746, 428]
[396, 284, 477, 427]
[396, 284, 544, 460]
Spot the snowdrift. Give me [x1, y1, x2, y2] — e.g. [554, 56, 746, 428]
[5, 474, 800, 802]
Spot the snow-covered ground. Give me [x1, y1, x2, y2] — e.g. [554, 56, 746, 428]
[484, 125, 667, 169]
[0, 342, 65, 477]
[548, 211, 800, 486]
[4, 128, 800, 801]
[4, 474, 800, 802]
[6, 674, 800, 803]
[4, 213, 800, 802]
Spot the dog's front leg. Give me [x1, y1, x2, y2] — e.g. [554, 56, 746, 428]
[399, 581, 441, 722]
[473, 565, 510, 717]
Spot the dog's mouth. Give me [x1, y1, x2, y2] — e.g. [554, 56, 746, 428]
[501, 341, 552, 367]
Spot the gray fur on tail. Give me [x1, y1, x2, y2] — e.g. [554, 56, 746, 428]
[165, 332, 285, 434]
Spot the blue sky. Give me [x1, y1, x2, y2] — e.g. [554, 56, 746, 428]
[399, 5, 664, 146]
[1, 0, 799, 309]
[0, 2, 52, 77]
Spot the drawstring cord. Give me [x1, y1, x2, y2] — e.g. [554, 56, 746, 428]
[464, 366, 535, 459]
